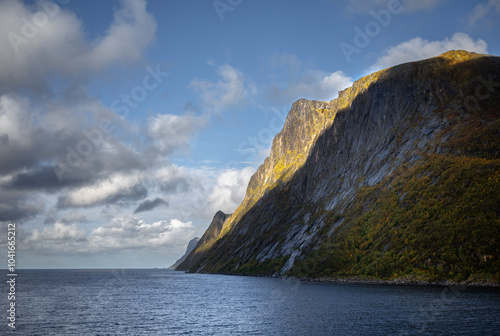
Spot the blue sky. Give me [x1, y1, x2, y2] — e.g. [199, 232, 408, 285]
[0, 0, 498, 268]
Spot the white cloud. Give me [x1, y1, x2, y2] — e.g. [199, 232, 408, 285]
[58, 173, 147, 208]
[293, 70, 353, 101]
[23, 217, 195, 254]
[189, 64, 255, 114]
[468, 0, 500, 26]
[31, 222, 86, 242]
[0, 94, 32, 149]
[206, 167, 255, 215]
[87, 0, 157, 69]
[0, 1, 209, 266]
[154, 164, 192, 193]
[89, 217, 195, 250]
[0, 0, 156, 91]
[0, 0, 162, 228]
[24, 222, 88, 253]
[0, 93, 125, 176]
[368, 33, 488, 73]
[267, 53, 353, 103]
[148, 113, 207, 155]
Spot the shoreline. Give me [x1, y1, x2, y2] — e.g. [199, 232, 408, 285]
[281, 275, 500, 288]
[184, 269, 500, 288]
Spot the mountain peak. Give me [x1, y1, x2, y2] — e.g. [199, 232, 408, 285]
[169, 237, 200, 269]
[176, 210, 230, 271]
[437, 49, 484, 63]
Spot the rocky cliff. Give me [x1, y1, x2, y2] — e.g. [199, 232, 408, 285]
[169, 237, 200, 269]
[177, 211, 230, 271]
[177, 51, 500, 284]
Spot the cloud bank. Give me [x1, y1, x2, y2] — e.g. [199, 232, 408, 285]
[368, 33, 488, 73]
[267, 53, 353, 104]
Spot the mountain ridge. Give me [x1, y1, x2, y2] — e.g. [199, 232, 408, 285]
[177, 50, 500, 285]
[177, 211, 230, 271]
[169, 237, 200, 269]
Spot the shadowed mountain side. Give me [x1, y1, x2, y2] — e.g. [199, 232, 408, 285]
[178, 51, 500, 284]
[169, 237, 200, 270]
[176, 211, 230, 271]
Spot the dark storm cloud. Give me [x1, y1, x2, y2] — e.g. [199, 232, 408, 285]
[134, 198, 168, 213]
[0, 190, 45, 222]
[4, 165, 87, 191]
[0, 0, 214, 234]
[0, 0, 160, 222]
[4, 145, 149, 192]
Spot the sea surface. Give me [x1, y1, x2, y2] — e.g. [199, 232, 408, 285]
[2, 269, 500, 335]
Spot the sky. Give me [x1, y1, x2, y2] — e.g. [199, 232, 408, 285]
[0, 0, 498, 269]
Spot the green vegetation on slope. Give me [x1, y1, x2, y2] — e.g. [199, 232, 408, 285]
[291, 154, 500, 283]
[210, 256, 290, 277]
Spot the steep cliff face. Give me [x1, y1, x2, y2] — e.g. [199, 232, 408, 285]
[178, 51, 500, 283]
[169, 237, 200, 269]
[176, 211, 229, 271]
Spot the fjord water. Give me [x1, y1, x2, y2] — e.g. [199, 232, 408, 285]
[6, 269, 500, 335]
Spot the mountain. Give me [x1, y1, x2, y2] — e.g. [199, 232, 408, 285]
[169, 237, 200, 270]
[177, 50, 500, 285]
[176, 211, 230, 271]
